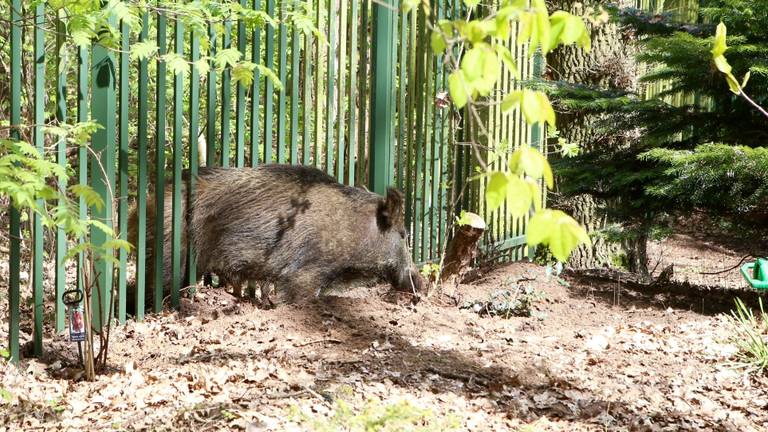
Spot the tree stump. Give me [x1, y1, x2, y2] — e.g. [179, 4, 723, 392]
[441, 212, 486, 291]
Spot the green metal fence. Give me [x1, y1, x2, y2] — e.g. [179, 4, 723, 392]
[3, 0, 542, 361]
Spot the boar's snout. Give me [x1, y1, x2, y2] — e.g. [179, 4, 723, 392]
[391, 266, 425, 294]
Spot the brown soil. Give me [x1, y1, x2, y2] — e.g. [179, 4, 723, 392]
[2, 234, 768, 431]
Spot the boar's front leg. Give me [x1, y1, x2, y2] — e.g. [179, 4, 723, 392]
[275, 270, 329, 304]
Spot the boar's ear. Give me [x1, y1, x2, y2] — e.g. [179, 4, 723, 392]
[377, 187, 404, 231]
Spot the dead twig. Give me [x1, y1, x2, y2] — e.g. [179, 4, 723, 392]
[295, 338, 342, 347]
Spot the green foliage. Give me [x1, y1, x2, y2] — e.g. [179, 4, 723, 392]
[47, 0, 323, 93]
[291, 399, 461, 432]
[420, 263, 440, 280]
[419, 0, 592, 262]
[724, 298, 768, 374]
[527, 209, 591, 263]
[551, 0, 768, 248]
[642, 144, 768, 215]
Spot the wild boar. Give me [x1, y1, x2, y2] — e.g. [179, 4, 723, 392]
[129, 164, 423, 306]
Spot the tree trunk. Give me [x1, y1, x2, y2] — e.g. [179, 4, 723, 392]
[441, 212, 486, 291]
[547, 0, 645, 272]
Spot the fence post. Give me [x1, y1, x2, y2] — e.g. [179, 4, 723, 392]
[8, 0, 22, 364]
[90, 28, 117, 330]
[528, 49, 546, 260]
[369, 0, 397, 194]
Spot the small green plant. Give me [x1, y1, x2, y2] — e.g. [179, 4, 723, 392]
[291, 398, 461, 432]
[420, 263, 441, 280]
[724, 298, 768, 374]
[0, 388, 11, 403]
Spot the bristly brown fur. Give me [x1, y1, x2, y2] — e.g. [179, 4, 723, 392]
[129, 164, 423, 306]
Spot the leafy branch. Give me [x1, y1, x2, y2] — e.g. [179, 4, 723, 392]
[405, 0, 592, 262]
[711, 22, 768, 119]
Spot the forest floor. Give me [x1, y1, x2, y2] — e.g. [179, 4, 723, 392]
[2, 227, 768, 431]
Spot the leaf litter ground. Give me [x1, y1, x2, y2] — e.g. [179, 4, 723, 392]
[1, 232, 768, 431]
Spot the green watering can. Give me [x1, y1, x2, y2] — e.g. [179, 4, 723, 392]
[740, 258, 768, 290]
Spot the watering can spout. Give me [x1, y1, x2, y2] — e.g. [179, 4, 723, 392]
[741, 258, 768, 290]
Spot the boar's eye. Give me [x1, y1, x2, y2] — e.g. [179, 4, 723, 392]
[399, 229, 406, 239]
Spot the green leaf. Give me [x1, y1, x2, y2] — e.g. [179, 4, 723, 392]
[164, 53, 189, 76]
[214, 48, 242, 69]
[742, 71, 751, 89]
[534, 10, 550, 54]
[448, 71, 469, 109]
[460, 21, 487, 45]
[527, 209, 590, 262]
[70, 184, 104, 212]
[233, 62, 257, 87]
[431, 30, 446, 54]
[485, 172, 509, 213]
[103, 239, 133, 253]
[130, 41, 158, 62]
[461, 45, 500, 97]
[520, 90, 542, 124]
[495, 45, 520, 79]
[501, 91, 522, 113]
[725, 72, 741, 94]
[257, 64, 283, 91]
[506, 175, 532, 216]
[713, 55, 731, 74]
[461, 48, 483, 82]
[0, 388, 11, 402]
[194, 58, 211, 76]
[463, 0, 480, 8]
[71, 30, 93, 48]
[711, 22, 727, 57]
[88, 219, 114, 237]
[509, 145, 553, 188]
[536, 91, 556, 127]
[527, 178, 542, 211]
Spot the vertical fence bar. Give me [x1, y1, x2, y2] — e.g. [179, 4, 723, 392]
[290, 12, 300, 165]
[347, 0, 359, 184]
[422, 10, 435, 262]
[396, 10, 407, 192]
[91, 14, 117, 329]
[277, 0, 288, 164]
[369, 0, 395, 194]
[221, 18, 232, 167]
[404, 7, 417, 242]
[154, 14, 168, 313]
[32, 2, 45, 355]
[412, 7, 426, 261]
[188, 32, 201, 295]
[8, 0, 21, 363]
[357, 0, 370, 184]
[54, 15, 67, 333]
[302, 26, 312, 165]
[314, 2, 325, 169]
[251, 0, 262, 166]
[325, 0, 337, 175]
[171, 21, 184, 309]
[264, 0, 276, 163]
[236, 0, 247, 168]
[336, 0, 348, 182]
[76, 45, 89, 313]
[118, 20, 130, 323]
[206, 24, 218, 166]
[433, 0, 445, 257]
[135, 14, 149, 320]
